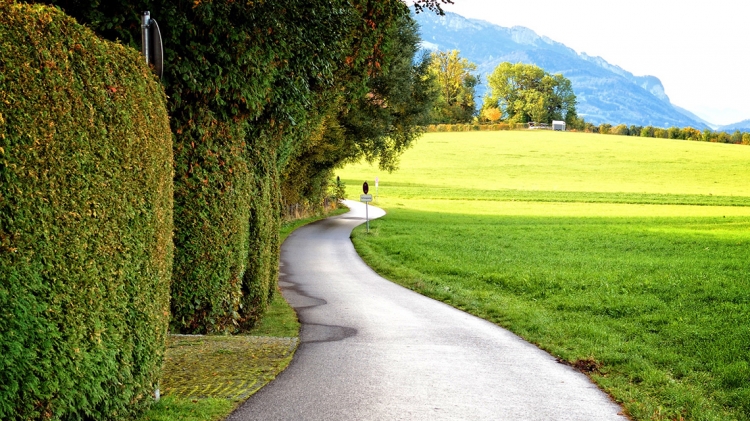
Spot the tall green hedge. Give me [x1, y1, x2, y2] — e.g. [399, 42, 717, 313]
[0, 2, 173, 419]
[31, 0, 420, 333]
[242, 138, 282, 328]
[171, 111, 252, 332]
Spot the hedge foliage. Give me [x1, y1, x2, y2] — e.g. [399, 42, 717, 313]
[0, 2, 173, 419]
[425, 123, 527, 132]
[33, 0, 431, 333]
[170, 111, 252, 332]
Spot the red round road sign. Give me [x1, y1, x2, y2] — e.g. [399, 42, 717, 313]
[363, 181, 369, 194]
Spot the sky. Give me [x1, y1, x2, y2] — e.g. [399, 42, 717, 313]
[434, 0, 750, 126]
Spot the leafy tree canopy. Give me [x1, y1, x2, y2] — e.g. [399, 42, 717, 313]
[413, 0, 454, 14]
[428, 50, 479, 124]
[485, 62, 577, 125]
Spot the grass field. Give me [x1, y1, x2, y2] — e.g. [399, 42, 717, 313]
[338, 130, 750, 420]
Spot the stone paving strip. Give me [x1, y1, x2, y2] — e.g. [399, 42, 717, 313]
[161, 335, 298, 401]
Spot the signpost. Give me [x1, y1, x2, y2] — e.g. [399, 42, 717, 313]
[141, 11, 164, 79]
[361, 182, 371, 233]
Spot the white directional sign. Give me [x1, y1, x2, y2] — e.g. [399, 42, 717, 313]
[360, 194, 373, 203]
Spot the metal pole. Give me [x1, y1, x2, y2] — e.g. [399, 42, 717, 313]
[141, 11, 151, 65]
[365, 202, 370, 233]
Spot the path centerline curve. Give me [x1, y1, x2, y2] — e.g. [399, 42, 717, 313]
[227, 200, 627, 420]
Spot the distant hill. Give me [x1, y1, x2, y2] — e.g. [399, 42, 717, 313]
[414, 10, 710, 129]
[719, 119, 750, 132]
[672, 105, 718, 130]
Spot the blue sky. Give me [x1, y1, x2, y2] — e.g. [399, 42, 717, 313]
[435, 0, 750, 126]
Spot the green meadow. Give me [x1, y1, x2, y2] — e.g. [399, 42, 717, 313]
[339, 130, 750, 420]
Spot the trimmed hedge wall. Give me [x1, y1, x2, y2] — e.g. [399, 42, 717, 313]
[242, 140, 281, 328]
[31, 0, 416, 333]
[0, 2, 173, 419]
[171, 111, 252, 332]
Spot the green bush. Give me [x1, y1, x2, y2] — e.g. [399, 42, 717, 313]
[33, 0, 420, 333]
[0, 2, 173, 419]
[241, 146, 281, 328]
[170, 112, 252, 333]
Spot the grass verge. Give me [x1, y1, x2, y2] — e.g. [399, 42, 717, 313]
[350, 209, 749, 420]
[339, 131, 750, 421]
[138, 205, 348, 421]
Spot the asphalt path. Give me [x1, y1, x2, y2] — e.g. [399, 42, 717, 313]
[228, 201, 628, 420]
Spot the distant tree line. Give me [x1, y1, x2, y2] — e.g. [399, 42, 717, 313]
[424, 51, 749, 146]
[575, 123, 750, 145]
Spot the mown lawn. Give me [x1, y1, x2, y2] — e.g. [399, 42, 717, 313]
[339, 130, 750, 420]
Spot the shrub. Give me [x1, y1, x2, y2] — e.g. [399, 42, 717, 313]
[241, 148, 281, 328]
[33, 0, 417, 333]
[480, 106, 502, 123]
[0, 2, 173, 419]
[330, 177, 347, 202]
[170, 112, 252, 333]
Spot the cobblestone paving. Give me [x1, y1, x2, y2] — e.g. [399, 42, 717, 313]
[161, 335, 298, 401]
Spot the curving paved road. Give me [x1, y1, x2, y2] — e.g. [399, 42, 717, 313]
[227, 201, 627, 420]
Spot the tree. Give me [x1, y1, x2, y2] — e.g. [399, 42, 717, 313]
[413, 0, 454, 14]
[485, 62, 577, 124]
[427, 50, 479, 123]
[282, 10, 436, 205]
[681, 127, 701, 140]
[716, 131, 731, 143]
[611, 124, 629, 135]
[480, 106, 502, 123]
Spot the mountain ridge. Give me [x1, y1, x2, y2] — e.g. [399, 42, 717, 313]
[414, 10, 711, 129]
[718, 119, 750, 132]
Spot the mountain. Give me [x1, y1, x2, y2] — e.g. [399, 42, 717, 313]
[413, 10, 710, 129]
[718, 119, 750, 132]
[672, 105, 718, 130]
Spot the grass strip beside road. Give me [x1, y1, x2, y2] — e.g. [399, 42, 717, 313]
[340, 131, 750, 421]
[139, 205, 348, 421]
[350, 208, 750, 420]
